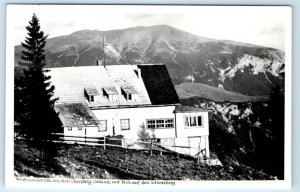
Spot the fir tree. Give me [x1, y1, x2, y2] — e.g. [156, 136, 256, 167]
[18, 14, 61, 146]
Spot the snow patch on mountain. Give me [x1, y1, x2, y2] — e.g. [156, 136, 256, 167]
[210, 66, 215, 73]
[219, 66, 231, 82]
[51, 45, 73, 54]
[195, 100, 260, 135]
[270, 60, 285, 75]
[240, 107, 253, 119]
[217, 54, 284, 83]
[185, 75, 195, 83]
[162, 39, 178, 52]
[226, 54, 284, 78]
[219, 50, 233, 54]
[105, 43, 123, 60]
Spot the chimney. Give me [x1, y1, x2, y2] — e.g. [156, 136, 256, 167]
[96, 60, 102, 66]
[134, 67, 141, 78]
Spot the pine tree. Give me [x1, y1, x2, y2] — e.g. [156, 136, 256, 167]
[18, 14, 61, 146]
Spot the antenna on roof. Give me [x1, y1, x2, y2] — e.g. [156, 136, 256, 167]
[96, 32, 101, 66]
[95, 32, 106, 67]
[103, 35, 106, 67]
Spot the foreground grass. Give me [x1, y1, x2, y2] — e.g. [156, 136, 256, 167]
[14, 140, 274, 180]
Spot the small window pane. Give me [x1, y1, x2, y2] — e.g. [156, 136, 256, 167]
[184, 115, 203, 128]
[156, 119, 165, 128]
[147, 118, 174, 129]
[165, 119, 174, 128]
[147, 120, 155, 128]
[197, 116, 202, 126]
[98, 120, 107, 132]
[191, 116, 197, 126]
[185, 117, 189, 126]
[121, 119, 130, 130]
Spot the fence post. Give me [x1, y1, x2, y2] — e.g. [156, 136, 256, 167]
[150, 139, 153, 156]
[188, 138, 191, 156]
[197, 137, 201, 165]
[204, 136, 206, 160]
[103, 136, 106, 150]
[122, 138, 126, 149]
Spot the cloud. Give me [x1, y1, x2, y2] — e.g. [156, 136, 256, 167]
[9, 5, 290, 51]
[259, 27, 284, 35]
[126, 14, 153, 21]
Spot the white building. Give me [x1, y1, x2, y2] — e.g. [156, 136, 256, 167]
[49, 64, 210, 158]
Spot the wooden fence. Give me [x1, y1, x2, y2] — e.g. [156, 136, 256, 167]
[51, 133, 124, 149]
[51, 133, 208, 160]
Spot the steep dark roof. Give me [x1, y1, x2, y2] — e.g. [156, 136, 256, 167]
[138, 64, 180, 105]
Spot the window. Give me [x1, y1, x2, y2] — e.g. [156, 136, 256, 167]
[121, 87, 136, 100]
[147, 120, 156, 128]
[146, 118, 174, 129]
[165, 119, 174, 127]
[78, 127, 82, 131]
[184, 115, 203, 128]
[121, 119, 130, 130]
[98, 120, 107, 132]
[84, 87, 99, 102]
[103, 87, 118, 100]
[68, 127, 72, 131]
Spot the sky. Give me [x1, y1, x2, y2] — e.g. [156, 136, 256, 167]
[8, 5, 291, 51]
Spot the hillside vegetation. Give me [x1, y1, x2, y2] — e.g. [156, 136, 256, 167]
[175, 82, 268, 103]
[15, 139, 274, 180]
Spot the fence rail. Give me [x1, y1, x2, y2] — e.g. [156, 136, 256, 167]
[51, 133, 208, 159]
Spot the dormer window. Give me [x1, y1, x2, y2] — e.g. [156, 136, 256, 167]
[84, 87, 99, 103]
[103, 87, 118, 101]
[121, 86, 137, 101]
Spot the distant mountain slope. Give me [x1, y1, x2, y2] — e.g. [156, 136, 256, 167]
[14, 25, 285, 96]
[175, 83, 267, 103]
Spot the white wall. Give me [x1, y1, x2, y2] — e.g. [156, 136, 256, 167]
[62, 106, 210, 158]
[63, 126, 108, 138]
[175, 111, 209, 138]
[160, 136, 209, 158]
[91, 106, 176, 140]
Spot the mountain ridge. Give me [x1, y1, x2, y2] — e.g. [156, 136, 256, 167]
[14, 24, 285, 96]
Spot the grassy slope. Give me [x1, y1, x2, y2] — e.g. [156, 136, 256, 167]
[14, 140, 273, 180]
[175, 83, 268, 103]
